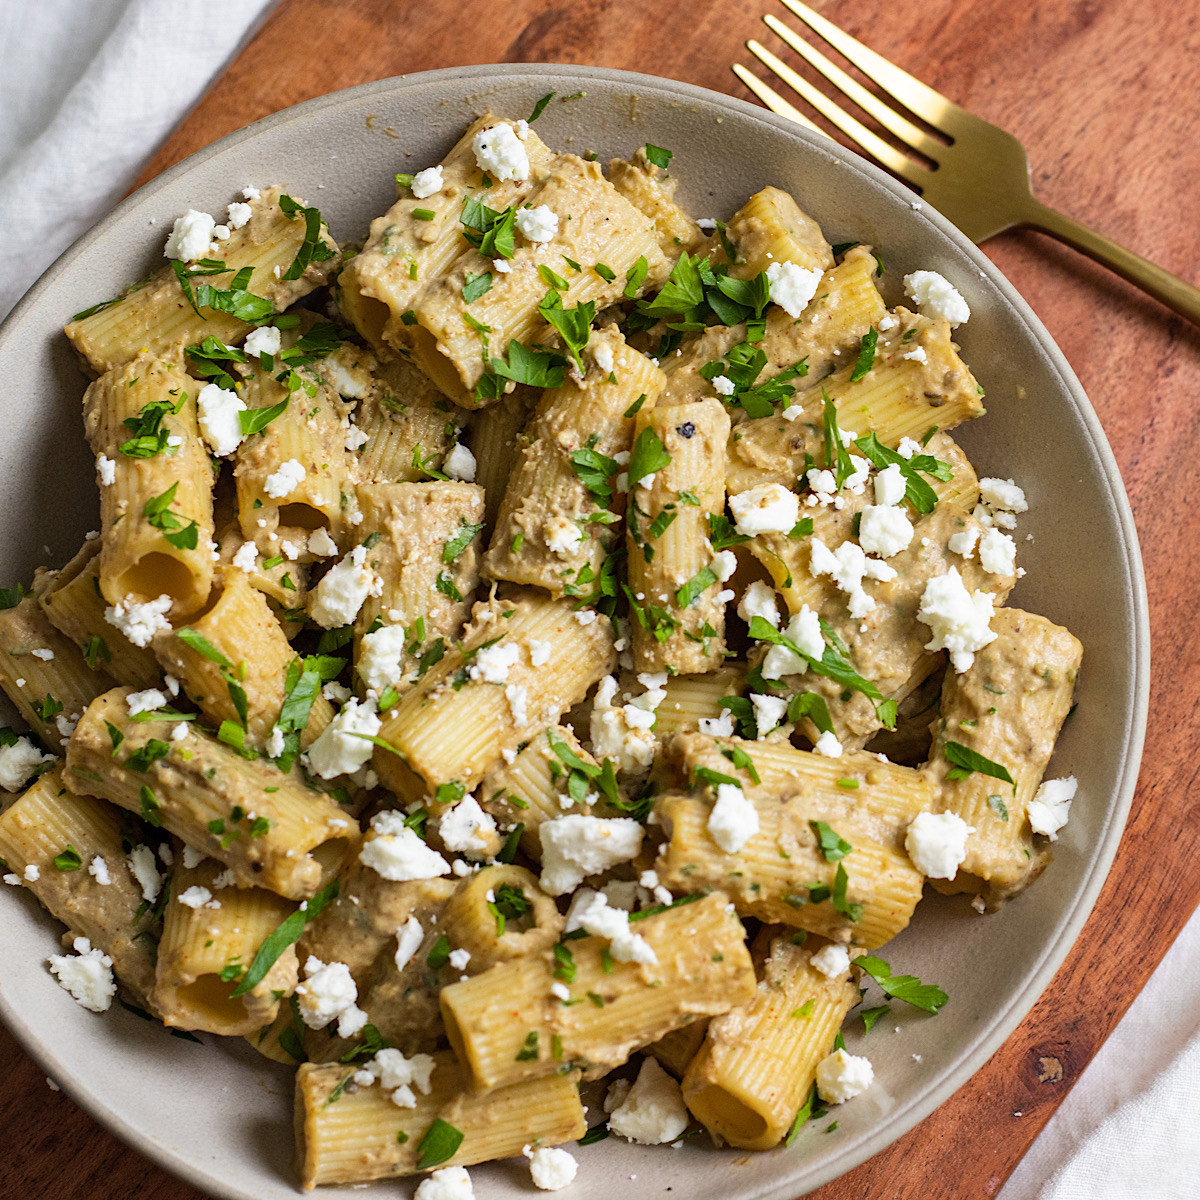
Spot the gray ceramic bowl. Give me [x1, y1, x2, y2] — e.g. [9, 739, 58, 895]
[0, 64, 1148, 1200]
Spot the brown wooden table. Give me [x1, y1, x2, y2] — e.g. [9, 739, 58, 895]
[4, 1, 1198, 1196]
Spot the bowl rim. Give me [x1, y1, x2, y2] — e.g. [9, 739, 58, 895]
[0, 60, 1150, 1200]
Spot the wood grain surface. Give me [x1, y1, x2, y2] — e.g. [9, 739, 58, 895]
[4, 1, 1199, 1197]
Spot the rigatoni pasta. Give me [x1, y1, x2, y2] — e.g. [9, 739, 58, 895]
[0, 109, 1082, 1196]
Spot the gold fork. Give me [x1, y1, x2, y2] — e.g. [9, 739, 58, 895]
[734, 0, 1200, 327]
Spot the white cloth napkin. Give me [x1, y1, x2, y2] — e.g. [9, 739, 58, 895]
[0, 4, 1195, 1197]
[999, 905, 1200, 1200]
[0, 0, 275, 320]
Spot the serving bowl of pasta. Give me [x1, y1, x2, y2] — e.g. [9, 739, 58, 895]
[0, 64, 1147, 1200]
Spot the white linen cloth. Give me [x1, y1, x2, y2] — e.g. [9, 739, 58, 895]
[0, 0, 275, 321]
[0, 3, 1195, 1197]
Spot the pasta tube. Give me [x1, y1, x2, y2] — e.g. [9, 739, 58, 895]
[627, 398, 731, 673]
[82, 353, 215, 617]
[440, 892, 755, 1091]
[66, 687, 357, 900]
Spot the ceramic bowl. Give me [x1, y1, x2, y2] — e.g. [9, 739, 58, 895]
[0, 63, 1148, 1200]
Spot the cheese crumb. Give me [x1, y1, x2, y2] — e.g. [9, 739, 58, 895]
[469, 640, 520, 684]
[177, 885, 213, 909]
[978, 478, 1028, 513]
[608, 1057, 690, 1144]
[263, 458, 306, 499]
[816, 1048, 874, 1103]
[539, 815, 643, 895]
[738, 579, 780, 629]
[566, 889, 657, 964]
[905, 810, 975, 878]
[443, 443, 477, 481]
[88, 856, 111, 886]
[729, 483, 800, 536]
[766, 261, 823, 318]
[95, 454, 116, 486]
[0, 735, 55, 792]
[126, 688, 167, 716]
[544, 515, 583, 558]
[528, 1145, 577, 1191]
[360, 810, 450, 881]
[858, 504, 914, 558]
[903, 270, 970, 326]
[414, 1165, 473, 1200]
[305, 697, 380, 778]
[751, 693, 787, 738]
[105, 594, 172, 647]
[309, 545, 376, 628]
[472, 124, 529, 181]
[48, 936, 116, 1013]
[810, 943, 851, 978]
[164, 210, 216, 261]
[708, 783, 759, 853]
[394, 916, 424, 971]
[227, 201, 252, 229]
[410, 165, 444, 198]
[438, 797, 497, 855]
[196, 382, 247, 457]
[515, 204, 559, 243]
[874, 463, 906, 506]
[1027, 776, 1077, 841]
[712, 374, 735, 396]
[813, 730, 843, 758]
[917, 568, 997, 672]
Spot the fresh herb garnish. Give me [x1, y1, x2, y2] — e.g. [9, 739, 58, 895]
[855, 954, 948, 1013]
[944, 741, 1016, 792]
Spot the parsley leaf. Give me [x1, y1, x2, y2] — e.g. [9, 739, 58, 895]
[142, 482, 199, 550]
[855, 954, 948, 1014]
[416, 1118, 464, 1170]
[460, 198, 516, 259]
[676, 566, 717, 608]
[811, 820, 852, 862]
[570, 435, 619, 504]
[442, 518, 483, 564]
[277, 195, 336, 281]
[850, 328, 878, 382]
[528, 92, 556, 122]
[537, 289, 595, 372]
[644, 143, 673, 169]
[627, 427, 672, 487]
[944, 741, 1016, 792]
[462, 272, 492, 303]
[229, 882, 339, 998]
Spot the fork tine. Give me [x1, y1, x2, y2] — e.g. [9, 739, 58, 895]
[777, 0, 971, 136]
[763, 14, 943, 159]
[746, 40, 929, 187]
[731, 63, 830, 138]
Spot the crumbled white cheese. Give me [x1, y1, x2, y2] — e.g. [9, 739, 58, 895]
[858, 504, 914, 559]
[492, 257, 512, 274]
[816, 1048, 874, 1103]
[729, 483, 800, 536]
[505, 682, 529, 726]
[304, 527, 337, 559]
[393, 916, 424, 972]
[947, 527, 980, 559]
[87, 856, 111, 886]
[22, 864, 39, 882]
[227, 200, 252, 229]
[809, 537, 895, 619]
[566, 889, 657, 964]
[1027, 776, 1077, 841]
[901, 346, 928, 363]
[126, 688, 167, 716]
[917, 567, 997, 672]
[608, 1057, 690, 1144]
[177, 885, 213, 909]
[807, 468, 838, 497]
[95, 454, 116, 486]
[243, 325, 281, 358]
[751, 693, 787, 738]
[0, 735, 54, 792]
[874, 463, 906, 507]
[414, 1165, 473, 1200]
[196, 382, 247, 457]
[905, 810, 975, 878]
[305, 697, 380, 779]
[813, 730, 843, 758]
[590, 676, 656, 774]
[105, 594, 172, 647]
[472, 123, 529, 182]
[738, 579, 780, 629]
[712, 374, 736, 396]
[707, 781, 760, 854]
[762, 605, 824, 679]
[711, 549, 738, 583]
[127, 845, 162, 902]
[539, 815, 643, 895]
[309, 545, 376, 628]
[263, 458, 306, 499]
[698, 712, 735, 737]
[978, 478, 1028, 513]
[528, 1145, 577, 1191]
[810, 943, 851, 978]
[896, 437, 921, 460]
[765, 260, 824, 318]
[903, 270, 970, 327]
[469, 640, 520, 685]
[357, 624, 408, 694]
[447, 948, 471, 971]
[410, 165, 445, 199]
[590, 340, 616, 377]
[443, 443, 477, 482]
[438, 797, 497, 855]
[297, 955, 367, 1037]
[528, 639, 552, 668]
[230, 541, 258, 573]
[515, 204, 559, 243]
[361, 810, 450, 881]
[48, 936, 116, 1013]
[164, 209, 216, 261]
[544, 515, 583, 558]
[978, 527, 1016, 577]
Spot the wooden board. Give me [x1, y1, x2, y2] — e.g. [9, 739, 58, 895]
[4, 1, 1199, 1197]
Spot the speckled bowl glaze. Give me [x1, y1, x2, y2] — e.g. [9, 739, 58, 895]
[0, 64, 1148, 1200]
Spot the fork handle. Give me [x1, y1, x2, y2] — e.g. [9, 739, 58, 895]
[1021, 198, 1200, 327]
